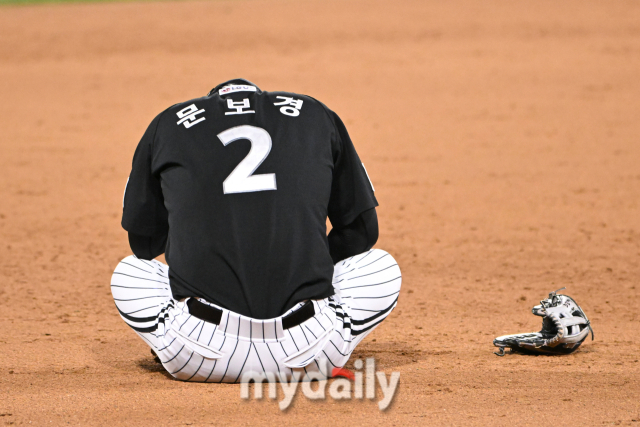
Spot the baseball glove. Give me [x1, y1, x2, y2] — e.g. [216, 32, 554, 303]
[493, 288, 594, 356]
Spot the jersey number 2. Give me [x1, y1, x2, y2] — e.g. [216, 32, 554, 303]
[217, 125, 277, 194]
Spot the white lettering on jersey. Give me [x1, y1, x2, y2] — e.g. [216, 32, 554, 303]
[273, 96, 303, 117]
[362, 164, 375, 192]
[218, 125, 277, 194]
[176, 104, 206, 128]
[219, 84, 257, 96]
[225, 98, 255, 116]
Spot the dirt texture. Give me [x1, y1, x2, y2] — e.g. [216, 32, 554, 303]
[1, 0, 639, 425]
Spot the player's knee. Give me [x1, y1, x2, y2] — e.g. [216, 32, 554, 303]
[114, 255, 157, 276]
[111, 255, 157, 300]
[114, 255, 136, 272]
[370, 248, 402, 292]
[369, 248, 401, 270]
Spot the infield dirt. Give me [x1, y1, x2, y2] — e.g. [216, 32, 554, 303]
[1, 0, 639, 425]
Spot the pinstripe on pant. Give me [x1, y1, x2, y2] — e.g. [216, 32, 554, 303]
[110, 249, 401, 383]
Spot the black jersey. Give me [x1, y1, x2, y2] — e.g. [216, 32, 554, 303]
[122, 79, 377, 319]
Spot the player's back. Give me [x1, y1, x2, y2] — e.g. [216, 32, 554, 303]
[152, 80, 338, 319]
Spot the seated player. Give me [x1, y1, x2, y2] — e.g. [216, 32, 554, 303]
[111, 79, 402, 382]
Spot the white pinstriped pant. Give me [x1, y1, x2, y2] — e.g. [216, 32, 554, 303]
[110, 249, 401, 383]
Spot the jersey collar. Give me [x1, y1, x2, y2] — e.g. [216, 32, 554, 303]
[208, 79, 261, 96]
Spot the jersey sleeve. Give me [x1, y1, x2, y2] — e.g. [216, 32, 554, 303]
[121, 112, 169, 237]
[327, 111, 378, 228]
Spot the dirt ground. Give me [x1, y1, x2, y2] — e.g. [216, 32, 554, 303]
[1, 0, 639, 425]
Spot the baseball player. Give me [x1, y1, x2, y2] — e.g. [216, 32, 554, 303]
[111, 79, 402, 382]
